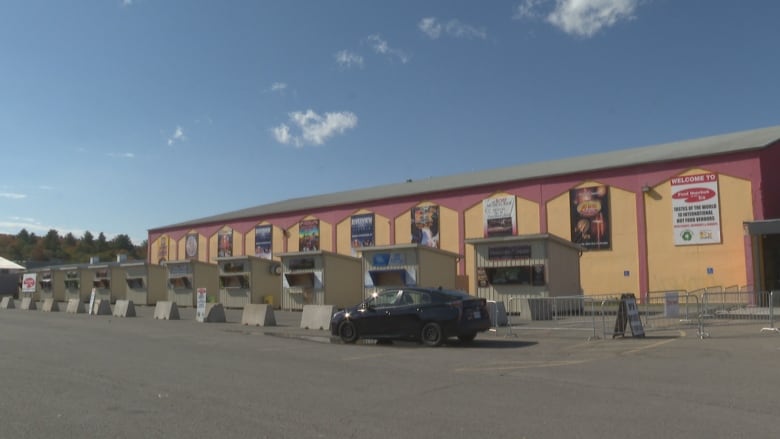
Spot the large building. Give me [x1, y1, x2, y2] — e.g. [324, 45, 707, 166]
[148, 125, 780, 301]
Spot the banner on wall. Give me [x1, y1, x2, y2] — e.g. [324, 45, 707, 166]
[157, 236, 168, 263]
[411, 206, 439, 248]
[254, 225, 273, 259]
[570, 185, 611, 250]
[299, 219, 320, 252]
[671, 173, 721, 245]
[351, 213, 375, 248]
[218, 230, 233, 257]
[185, 233, 199, 259]
[483, 195, 516, 237]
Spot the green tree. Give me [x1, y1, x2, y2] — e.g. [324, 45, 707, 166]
[96, 232, 108, 253]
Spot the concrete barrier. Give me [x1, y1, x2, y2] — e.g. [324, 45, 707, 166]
[41, 299, 59, 312]
[241, 304, 276, 327]
[203, 303, 226, 323]
[66, 299, 86, 314]
[113, 300, 137, 317]
[1, 297, 15, 309]
[154, 301, 180, 320]
[20, 297, 37, 311]
[300, 305, 336, 330]
[91, 300, 112, 316]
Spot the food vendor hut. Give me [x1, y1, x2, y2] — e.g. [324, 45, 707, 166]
[279, 251, 362, 311]
[360, 244, 459, 298]
[466, 234, 582, 320]
[217, 255, 283, 309]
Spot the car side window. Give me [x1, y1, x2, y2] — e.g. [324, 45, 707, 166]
[367, 290, 399, 308]
[398, 291, 431, 306]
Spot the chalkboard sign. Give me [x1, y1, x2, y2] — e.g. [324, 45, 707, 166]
[613, 293, 645, 338]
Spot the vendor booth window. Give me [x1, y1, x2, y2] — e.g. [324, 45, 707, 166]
[126, 277, 145, 289]
[369, 270, 409, 287]
[64, 280, 79, 289]
[285, 272, 314, 287]
[221, 275, 249, 289]
[41, 280, 53, 291]
[93, 279, 111, 289]
[485, 266, 532, 285]
[222, 262, 246, 273]
[169, 276, 192, 289]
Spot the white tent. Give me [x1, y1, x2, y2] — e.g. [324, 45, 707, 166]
[0, 256, 25, 272]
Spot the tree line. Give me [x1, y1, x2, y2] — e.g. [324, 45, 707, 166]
[0, 229, 147, 267]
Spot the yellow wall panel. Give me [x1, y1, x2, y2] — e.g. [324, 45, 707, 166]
[646, 170, 751, 292]
[547, 184, 639, 296]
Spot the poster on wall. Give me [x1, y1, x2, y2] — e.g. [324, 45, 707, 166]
[411, 206, 440, 248]
[299, 219, 320, 252]
[157, 236, 168, 263]
[483, 195, 516, 237]
[351, 213, 375, 248]
[671, 173, 721, 245]
[218, 230, 233, 257]
[254, 225, 273, 259]
[570, 185, 611, 250]
[185, 234, 199, 259]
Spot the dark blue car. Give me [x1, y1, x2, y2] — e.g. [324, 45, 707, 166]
[330, 287, 491, 346]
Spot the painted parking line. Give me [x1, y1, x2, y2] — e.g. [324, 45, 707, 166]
[454, 359, 590, 373]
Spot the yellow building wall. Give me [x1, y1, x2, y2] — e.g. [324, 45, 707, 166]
[151, 236, 172, 264]
[547, 183, 639, 296]
[645, 170, 751, 292]
[336, 211, 390, 256]
[462, 194, 541, 294]
[243, 223, 285, 260]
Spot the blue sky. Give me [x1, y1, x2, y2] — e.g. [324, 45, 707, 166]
[1, 0, 779, 246]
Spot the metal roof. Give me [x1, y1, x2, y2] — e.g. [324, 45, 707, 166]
[151, 125, 780, 232]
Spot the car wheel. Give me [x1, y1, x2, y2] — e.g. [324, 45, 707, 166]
[457, 332, 477, 343]
[338, 321, 359, 344]
[421, 322, 444, 347]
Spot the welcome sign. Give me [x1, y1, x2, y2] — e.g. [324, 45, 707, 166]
[671, 173, 721, 246]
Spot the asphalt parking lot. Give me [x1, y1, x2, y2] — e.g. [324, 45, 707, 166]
[1, 305, 779, 439]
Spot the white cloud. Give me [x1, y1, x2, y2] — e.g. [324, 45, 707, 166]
[335, 50, 365, 69]
[108, 152, 135, 159]
[548, 0, 638, 37]
[167, 125, 185, 146]
[514, 0, 638, 37]
[122, 0, 133, 6]
[514, 0, 546, 19]
[270, 82, 287, 92]
[272, 109, 358, 148]
[419, 17, 487, 40]
[0, 192, 27, 200]
[367, 35, 410, 64]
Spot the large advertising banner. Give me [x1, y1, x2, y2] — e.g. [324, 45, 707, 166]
[671, 173, 721, 245]
[299, 219, 320, 252]
[570, 185, 611, 250]
[218, 229, 233, 257]
[254, 225, 273, 259]
[351, 213, 375, 248]
[185, 233, 199, 259]
[483, 195, 517, 237]
[157, 236, 168, 263]
[411, 206, 439, 248]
